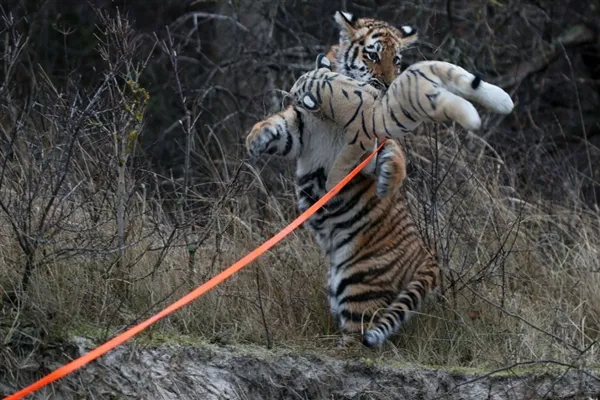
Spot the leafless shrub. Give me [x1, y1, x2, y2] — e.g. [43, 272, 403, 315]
[1, 0, 600, 396]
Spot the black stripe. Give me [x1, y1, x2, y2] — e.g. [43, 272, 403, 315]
[344, 90, 364, 129]
[336, 252, 404, 297]
[298, 167, 326, 187]
[281, 128, 293, 156]
[362, 223, 417, 259]
[323, 81, 335, 119]
[382, 309, 406, 326]
[401, 106, 416, 122]
[315, 80, 322, 104]
[411, 69, 439, 87]
[429, 64, 438, 76]
[392, 81, 400, 100]
[336, 271, 370, 296]
[295, 107, 304, 150]
[360, 208, 404, 245]
[395, 242, 425, 275]
[331, 195, 380, 233]
[426, 91, 440, 111]
[335, 247, 384, 275]
[327, 183, 372, 218]
[340, 309, 370, 323]
[417, 269, 438, 282]
[412, 71, 436, 121]
[371, 106, 377, 136]
[405, 73, 421, 117]
[447, 67, 455, 80]
[350, 46, 359, 66]
[400, 83, 416, 121]
[349, 130, 359, 145]
[333, 220, 414, 273]
[472, 72, 483, 89]
[361, 111, 371, 140]
[382, 110, 391, 138]
[389, 109, 409, 131]
[333, 220, 371, 252]
[403, 75, 422, 120]
[306, 75, 314, 93]
[402, 290, 420, 310]
[340, 289, 395, 305]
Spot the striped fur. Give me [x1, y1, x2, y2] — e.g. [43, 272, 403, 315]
[245, 14, 438, 348]
[246, 105, 438, 348]
[291, 58, 514, 192]
[326, 11, 418, 90]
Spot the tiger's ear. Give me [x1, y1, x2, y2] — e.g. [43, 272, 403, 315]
[398, 25, 418, 46]
[316, 53, 332, 71]
[298, 93, 320, 112]
[334, 11, 358, 39]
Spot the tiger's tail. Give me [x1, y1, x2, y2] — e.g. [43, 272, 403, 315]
[362, 263, 439, 348]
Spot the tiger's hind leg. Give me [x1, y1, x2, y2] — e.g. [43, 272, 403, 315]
[325, 142, 372, 192]
[326, 140, 407, 198]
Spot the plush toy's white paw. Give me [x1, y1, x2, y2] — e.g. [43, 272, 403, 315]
[476, 82, 514, 114]
[316, 53, 332, 70]
[299, 93, 320, 111]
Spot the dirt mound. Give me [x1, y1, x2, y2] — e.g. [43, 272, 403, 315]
[2, 338, 599, 400]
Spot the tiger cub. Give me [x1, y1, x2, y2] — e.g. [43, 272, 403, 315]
[326, 11, 418, 90]
[246, 81, 438, 349]
[292, 55, 515, 193]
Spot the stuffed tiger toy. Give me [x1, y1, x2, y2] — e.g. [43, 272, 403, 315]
[291, 55, 515, 193]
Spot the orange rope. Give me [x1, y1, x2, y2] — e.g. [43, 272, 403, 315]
[4, 140, 386, 399]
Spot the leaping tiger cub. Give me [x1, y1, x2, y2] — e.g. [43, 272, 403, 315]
[247, 55, 439, 348]
[246, 13, 467, 348]
[292, 54, 515, 193]
[247, 101, 438, 349]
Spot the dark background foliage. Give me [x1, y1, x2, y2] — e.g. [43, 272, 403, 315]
[2, 1, 600, 395]
[3, 0, 600, 204]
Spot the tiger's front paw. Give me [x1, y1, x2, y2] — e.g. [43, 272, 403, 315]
[246, 121, 281, 158]
[375, 143, 407, 199]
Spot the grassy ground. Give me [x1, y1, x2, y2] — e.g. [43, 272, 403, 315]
[1, 2, 599, 386]
[2, 124, 598, 375]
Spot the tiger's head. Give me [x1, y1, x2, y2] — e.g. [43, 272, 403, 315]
[326, 11, 418, 91]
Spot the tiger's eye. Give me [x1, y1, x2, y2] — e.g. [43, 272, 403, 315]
[365, 52, 379, 63]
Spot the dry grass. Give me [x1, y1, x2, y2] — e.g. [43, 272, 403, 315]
[2, 121, 599, 374]
[1, 1, 600, 389]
